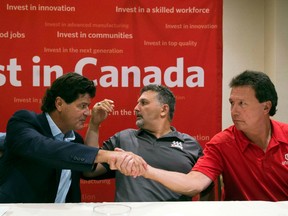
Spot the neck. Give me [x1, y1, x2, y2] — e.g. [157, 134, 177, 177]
[145, 124, 172, 139]
[246, 122, 271, 152]
[49, 111, 68, 134]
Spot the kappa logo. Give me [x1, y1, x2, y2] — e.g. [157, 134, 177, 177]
[282, 153, 288, 166]
[171, 141, 183, 150]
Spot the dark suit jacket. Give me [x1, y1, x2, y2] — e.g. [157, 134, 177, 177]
[0, 110, 99, 203]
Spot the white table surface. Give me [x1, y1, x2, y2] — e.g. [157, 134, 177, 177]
[1, 201, 288, 216]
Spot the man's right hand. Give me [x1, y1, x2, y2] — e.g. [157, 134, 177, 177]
[90, 99, 115, 127]
[96, 149, 147, 178]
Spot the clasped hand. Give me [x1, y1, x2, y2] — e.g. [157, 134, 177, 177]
[108, 148, 147, 177]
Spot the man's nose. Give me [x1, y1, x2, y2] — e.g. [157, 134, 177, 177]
[134, 103, 139, 112]
[231, 104, 239, 116]
[84, 107, 90, 116]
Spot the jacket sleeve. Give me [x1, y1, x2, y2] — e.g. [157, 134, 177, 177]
[6, 110, 99, 172]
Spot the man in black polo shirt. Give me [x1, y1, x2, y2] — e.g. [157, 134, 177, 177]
[85, 84, 210, 201]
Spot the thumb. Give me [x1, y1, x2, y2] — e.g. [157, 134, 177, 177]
[114, 147, 125, 152]
[108, 155, 117, 170]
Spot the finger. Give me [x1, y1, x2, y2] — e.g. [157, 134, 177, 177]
[131, 156, 148, 177]
[119, 155, 134, 175]
[93, 99, 114, 110]
[114, 153, 130, 171]
[122, 156, 139, 177]
[101, 99, 115, 112]
[108, 152, 126, 170]
[108, 155, 117, 170]
[114, 147, 125, 152]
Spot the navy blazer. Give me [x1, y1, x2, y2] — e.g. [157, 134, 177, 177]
[0, 110, 99, 203]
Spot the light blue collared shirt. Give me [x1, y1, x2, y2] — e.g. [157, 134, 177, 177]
[45, 113, 75, 203]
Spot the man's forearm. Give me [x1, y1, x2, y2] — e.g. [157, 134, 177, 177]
[85, 121, 100, 147]
[144, 166, 204, 197]
[85, 99, 115, 148]
[94, 149, 112, 163]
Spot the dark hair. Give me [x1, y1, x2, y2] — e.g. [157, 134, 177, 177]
[41, 72, 96, 112]
[140, 84, 176, 120]
[229, 70, 278, 116]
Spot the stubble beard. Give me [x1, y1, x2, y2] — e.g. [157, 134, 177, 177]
[136, 119, 144, 129]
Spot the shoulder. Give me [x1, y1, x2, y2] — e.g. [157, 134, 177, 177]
[103, 128, 138, 149]
[7, 110, 49, 133]
[8, 110, 45, 125]
[116, 128, 138, 136]
[209, 125, 236, 144]
[172, 128, 198, 143]
[10, 110, 47, 122]
[271, 119, 288, 131]
[105, 128, 138, 143]
[178, 132, 198, 143]
[271, 120, 288, 143]
[172, 130, 202, 151]
[12, 109, 37, 118]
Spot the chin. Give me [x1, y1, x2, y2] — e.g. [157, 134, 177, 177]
[75, 124, 85, 131]
[136, 124, 142, 129]
[136, 121, 144, 129]
[234, 123, 245, 131]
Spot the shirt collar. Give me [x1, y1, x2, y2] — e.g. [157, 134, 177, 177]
[136, 127, 184, 142]
[45, 113, 75, 141]
[235, 119, 288, 152]
[233, 127, 250, 152]
[137, 126, 175, 135]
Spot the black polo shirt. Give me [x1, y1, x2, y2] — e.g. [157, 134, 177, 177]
[102, 127, 203, 201]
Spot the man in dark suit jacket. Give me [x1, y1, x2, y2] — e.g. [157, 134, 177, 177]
[0, 72, 146, 203]
[0, 133, 5, 158]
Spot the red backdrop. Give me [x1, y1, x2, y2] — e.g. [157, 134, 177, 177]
[0, 0, 222, 202]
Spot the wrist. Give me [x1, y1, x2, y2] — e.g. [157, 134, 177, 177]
[143, 165, 152, 179]
[88, 120, 100, 131]
[95, 149, 112, 163]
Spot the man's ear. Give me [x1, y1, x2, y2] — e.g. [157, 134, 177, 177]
[55, 96, 64, 111]
[161, 104, 169, 117]
[263, 101, 272, 113]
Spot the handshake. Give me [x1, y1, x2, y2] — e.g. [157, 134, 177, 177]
[96, 148, 148, 178]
